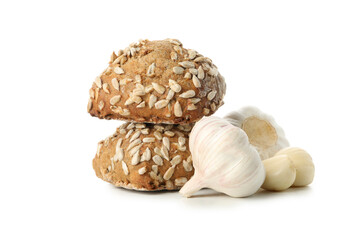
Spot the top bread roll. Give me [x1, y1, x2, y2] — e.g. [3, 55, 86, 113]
[87, 39, 226, 124]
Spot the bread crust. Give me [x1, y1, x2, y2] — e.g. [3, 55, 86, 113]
[93, 122, 194, 191]
[87, 39, 226, 124]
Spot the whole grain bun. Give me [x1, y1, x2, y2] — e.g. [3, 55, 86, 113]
[87, 39, 226, 124]
[93, 122, 194, 191]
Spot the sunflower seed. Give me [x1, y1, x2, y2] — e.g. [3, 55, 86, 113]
[147, 63, 156, 76]
[154, 131, 162, 140]
[114, 67, 124, 75]
[145, 85, 154, 93]
[194, 57, 207, 63]
[120, 78, 132, 85]
[190, 98, 201, 104]
[133, 89, 145, 96]
[163, 167, 175, 180]
[127, 139, 141, 151]
[135, 123, 145, 129]
[135, 75, 141, 83]
[87, 99, 92, 112]
[184, 72, 191, 79]
[170, 155, 182, 166]
[174, 101, 182, 117]
[174, 143, 186, 151]
[152, 155, 163, 166]
[131, 150, 140, 165]
[116, 138, 123, 151]
[130, 131, 141, 143]
[166, 180, 174, 189]
[103, 83, 110, 94]
[207, 90, 217, 100]
[125, 98, 134, 105]
[96, 143, 103, 157]
[187, 50, 197, 60]
[179, 90, 195, 98]
[143, 137, 155, 143]
[208, 67, 218, 76]
[152, 165, 158, 174]
[95, 88, 99, 100]
[111, 78, 120, 91]
[95, 76, 102, 88]
[127, 123, 135, 129]
[107, 165, 112, 172]
[110, 52, 117, 62]
[149, 171, 157, 180]
[187, 156, 192, 162]
[173, 45, 183, 54]
[187, 103, 197, 110]
[175, 177, 187, 186]
[173, 66, 184, 75]
[155, 99, 169, 109]
[179, 61, 195, 68]
[136, 101, 145, 108]
[164, 131, 175, 137]
[149, 95, 157, 109]
[183, 160, 193, 172]
[166, 89, 175, 100]
[114, 150, 124, 162]
[154, 147, 162, 156]
[125, 129, 134, 139]
[162, 137, 170, 150]
[170, 51, 177, 61]
[154, 125, 165, 131]
[132, 95, 142, 104]
[89, 89, 95, 99]
[211, 102, 216, 111]
[141, 147, 151, 162]
[141, 128, 149, 135]
[98, 100, 104, 110]
[122, 108, 130, 116]
[138, 167, 146, 175]
[110, 95, 121, 105]
[166, 38, 182, 46]
[178, 137, 186, 146]
[197, 66, 205, 80]
[203, 108, 210, 115]
[152, 83, 165, 94]
[192, 75, 201, 88]
[169, 79, 181, 92]
[121, 161, 129, 175]
[174, 131, 184, 137]
[161, 145, 169, 160]
[189, 68, 198, 75]
[119, 129, 126, 134]
[129, 144, 142, 157]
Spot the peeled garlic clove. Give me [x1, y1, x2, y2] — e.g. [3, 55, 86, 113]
[261, 155, 296, 191]
[275, 147, 314, 187]
[179, 116, 265, 198]
[224, 106, 289, 160]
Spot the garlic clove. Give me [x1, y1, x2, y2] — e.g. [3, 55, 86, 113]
[275, 147, 314, 187]
[180, 116, 265, 198]
[261, 155, 296, 191]
[224, 106, 289, 160]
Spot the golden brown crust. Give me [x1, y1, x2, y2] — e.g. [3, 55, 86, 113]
[93, 122, 194, 191]
[87, 39, 226, 124]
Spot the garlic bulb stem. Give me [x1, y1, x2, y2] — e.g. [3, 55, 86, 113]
[179, 174, 205, 197]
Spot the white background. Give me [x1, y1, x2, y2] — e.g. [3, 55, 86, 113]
[1, 0, 359, 239]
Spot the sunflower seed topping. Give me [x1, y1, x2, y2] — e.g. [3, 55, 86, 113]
[154, 147, 162, 156]
[164, 131, 175, 137]
[154, 131, 162, 140]
[103, 83, 110, 93]
[179, 90, 195, 98]
[141, 128, 149, 135]
[166, 89, 175, 100]
[121, 161, 129, 175]
[173, 66, 184, 75]
[114, 67, 124, 75]
[207, 90, 217, 100]
[149, 95, 157, 109]
[145, 85, 154, 93]
[129, 131, 141, 143]
[111, 78, 120, 91]
[178, 137, 186, 146]
[129, 144, 142, 157]
[155, 99, 169, 109]
[141, 147, 151, 162]
[211, 102, 216, 111]
[170, 51, 178, 61]
[184, 72, 191, 79]
[136, 101, 145, 108]
[163, 167, 175, 180]
[188, 50, 197, 60]
[197, 66, 205, 80]
[152, 155, 163, 166]
[179, 61, 195, 68]
[162, 137, 170, 150]
[189, 68, 198, 75]
[135, 75, 141, 83]
[147, 63, 156, 77]
[152, 83, 165, 94]
[170, 155, 182, 166]
[138, 167, 146, 175]
[174, 101, 183, 117]
[203, 108, 210, 115]
[98, 100, 104, 110]
[110, 95, 121, 105]
[152, 165, 158, 174]
[192, 75, 201, 88]
[143, 137, 155, 143]
[125, 129, 134, 139]
[175, 177, 188, 186]
[169, 79, 182, 92]
[190, 98, 201, 104]
[188, 103, 197, 110]
[87, 99, 92, 112]
[95, 76, 102, 88]
[183, 160, 193, 172]
[127, 138, 142, 151]
[161, 145, 169, 160]
[131, 150, 140, 165]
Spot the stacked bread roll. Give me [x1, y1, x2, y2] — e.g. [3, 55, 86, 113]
[88, 39, 226, 191]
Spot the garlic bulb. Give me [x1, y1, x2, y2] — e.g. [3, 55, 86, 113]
[224, 106, 289, 160]
[179, 116, 265, 198]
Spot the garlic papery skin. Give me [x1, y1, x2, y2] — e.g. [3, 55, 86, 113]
[261, 155, 296, 191]
[224, 106, 290, 160]
[179, 116, 265, 198]
[275, 147, 314, 187]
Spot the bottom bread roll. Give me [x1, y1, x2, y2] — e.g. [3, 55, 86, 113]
[93, 122, 194, 191]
